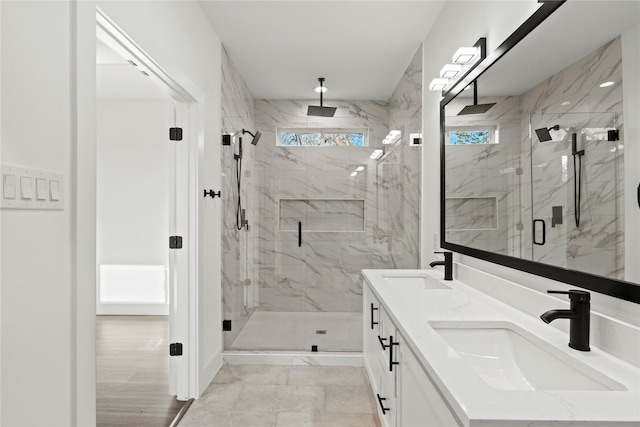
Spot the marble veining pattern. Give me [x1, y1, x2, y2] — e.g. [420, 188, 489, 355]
[222, 45, 421, 352]
[444, 37, 624, 278]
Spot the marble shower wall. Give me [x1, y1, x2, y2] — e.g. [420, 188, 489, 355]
[520, 37, 624, 279]
[443, 37, 624, 280]
[444, 95, 523, 257]
[221, 47, 257, 347]
[252, 48, 422, 315]
[386, 47, 422, 268]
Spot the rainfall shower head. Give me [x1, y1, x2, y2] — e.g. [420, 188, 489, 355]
[307, 105, 337, 117]
[458, 80, 496, 115]
[534, 124, 560, 142]
[307, 77, 336, 117]
[242, 129, 262, 145]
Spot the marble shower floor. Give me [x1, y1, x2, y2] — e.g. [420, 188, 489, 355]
[228, 311, 363, 352]
[178, 364, 382, 427]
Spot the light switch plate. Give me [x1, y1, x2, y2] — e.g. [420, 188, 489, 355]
[1, 164, 64, 210]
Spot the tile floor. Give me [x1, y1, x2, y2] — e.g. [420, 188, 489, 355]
[179, 364, 382, 427]
[228, 311, 363, 352]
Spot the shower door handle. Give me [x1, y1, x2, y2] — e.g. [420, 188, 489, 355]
[298, 221, 302, 247]
[637, 182, 639, 208]
[533, 219, 546, 246]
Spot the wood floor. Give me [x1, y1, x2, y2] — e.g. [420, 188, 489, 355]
[97, 315, 184, 427]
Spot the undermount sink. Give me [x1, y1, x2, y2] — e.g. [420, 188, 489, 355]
[382, 272, 451, 290]
[429, 321, 625, 392]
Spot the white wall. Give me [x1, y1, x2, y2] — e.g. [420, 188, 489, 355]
[96, 99, 172, 314]
[1, 1, 224, 425]
[421, 1, 640, 357]
[1, 1, 73, 425]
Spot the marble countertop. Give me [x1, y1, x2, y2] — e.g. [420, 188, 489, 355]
[362, 269, 640, 427]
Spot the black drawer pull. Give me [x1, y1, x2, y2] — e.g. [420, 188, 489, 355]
[378, 335, 388, 350]
[389, 336, 399, 372]
[370, 303, 379, 329]
[376, 394, 390, 415]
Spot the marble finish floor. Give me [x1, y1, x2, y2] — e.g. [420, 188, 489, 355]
[97, 315, 185, 427]
[179, 364, 381, 427]
[228, 311, 363, 352]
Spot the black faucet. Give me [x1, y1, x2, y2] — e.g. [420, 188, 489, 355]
[540, 290, 590, 351]
[429, 251, 453, 281]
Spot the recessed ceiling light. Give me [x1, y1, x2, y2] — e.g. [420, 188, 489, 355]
[599, 81, 615, 88]
[560, 101, 571, 106]
[314, 85, 328, 93]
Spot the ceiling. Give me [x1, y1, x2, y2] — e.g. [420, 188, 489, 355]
[198, 1, 446, 100]
[96, 37, 172, 100]
[475, 0, 640, 98]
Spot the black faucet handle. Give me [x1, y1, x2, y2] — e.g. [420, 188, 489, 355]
[548, 289, 590, 302]
[434, 251, 452, 259]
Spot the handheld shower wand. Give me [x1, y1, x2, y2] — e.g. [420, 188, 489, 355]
[571, 133, 584, 228]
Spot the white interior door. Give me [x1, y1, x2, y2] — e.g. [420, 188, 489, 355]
[168, 102, 191, 399]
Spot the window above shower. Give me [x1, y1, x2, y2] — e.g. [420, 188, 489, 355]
[446, 125, 498, 145]
[278, 127, 368, 146]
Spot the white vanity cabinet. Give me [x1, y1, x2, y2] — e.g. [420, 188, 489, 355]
[364, 283, 459, 427]
[396, 333, 460, 427]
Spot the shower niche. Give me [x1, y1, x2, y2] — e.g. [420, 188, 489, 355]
[279, 199, 365, 232]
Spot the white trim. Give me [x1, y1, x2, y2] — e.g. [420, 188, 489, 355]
[94, 7, 200, 401]
[97, 303, 169, 316]
[223, 351, 363, 366]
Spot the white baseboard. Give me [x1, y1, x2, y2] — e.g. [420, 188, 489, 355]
[96, 303, 169, 315]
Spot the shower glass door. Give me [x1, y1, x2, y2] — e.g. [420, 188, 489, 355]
[530, 112, 622, 278]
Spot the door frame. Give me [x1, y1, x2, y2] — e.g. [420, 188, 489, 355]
[95, 7, 200, 400]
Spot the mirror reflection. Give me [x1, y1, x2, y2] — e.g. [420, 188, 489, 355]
[443, 1, 638, 285]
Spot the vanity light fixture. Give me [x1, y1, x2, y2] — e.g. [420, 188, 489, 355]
[560, 101, 572, 106]
[350, 171, 358, 177]
[440, 64, 462, 78]
[452, 47, 478, 64]
[599, 81, 615, 88]
[355, 166, 365, 172]
[383, 130, 401, 145]
[430, 38, 486, 96]
[429, 78, 449, 91]
[370, 149, 384, 160]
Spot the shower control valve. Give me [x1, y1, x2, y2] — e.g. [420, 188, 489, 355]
[204, 189, 221, 199]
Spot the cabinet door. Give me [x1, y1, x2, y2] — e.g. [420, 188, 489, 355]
[363, 285, 383, 389]
[398, 335, 460, 427]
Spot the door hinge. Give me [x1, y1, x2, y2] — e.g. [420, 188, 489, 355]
[170, 127, 183, 141]
[169, 235, 183, 249]
[516, 167, 523, 176]
[169, 343, 183, 356]
[222, 320, 232, 331]
[516, 223, 524, 231]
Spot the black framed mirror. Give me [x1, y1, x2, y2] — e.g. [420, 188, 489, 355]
[440, 1, 640, 304]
